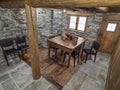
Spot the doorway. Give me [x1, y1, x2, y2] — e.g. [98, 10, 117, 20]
[98, 14, 120, 54]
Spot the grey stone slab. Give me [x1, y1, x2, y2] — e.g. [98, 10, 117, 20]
[0, 58, 23, 76]
[79, 76, 105, 90]
[1, 78, 19, 90]
[94, 52, 110, 70]
[0, 74, 10, 83]
[78, 61, 101, 77]
[62, 71, 87, 90]
[23, 77, 57, 90]
[46, 85, 58, 90]
[97, 69, 107, 89]
[0, 84, 3, 90]
[10, 64, 33, 89]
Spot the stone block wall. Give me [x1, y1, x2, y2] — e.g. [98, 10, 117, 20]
[0, 8, 27, 39]
[0, 7, 105, 57]
[62, 13, 104, 48]
[0, 8, 27, 57]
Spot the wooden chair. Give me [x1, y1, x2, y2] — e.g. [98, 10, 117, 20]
[49, 35, 59, 58]
[63, 45, 81, 67]
[50, 46, 58, 58]
[15, 35, 29, 56]
[81, 41, 100, 63]
[0, 38, 21, 66]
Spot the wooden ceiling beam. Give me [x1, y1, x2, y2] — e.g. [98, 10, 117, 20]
[0, 0, 25, 8]
[0, 0, 120, 8]
[64, 11, 94, 16]
[25, 0, 120, 8]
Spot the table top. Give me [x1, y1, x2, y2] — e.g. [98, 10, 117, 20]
[48, 36, 86, 50]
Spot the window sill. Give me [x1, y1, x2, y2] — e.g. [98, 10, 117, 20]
[64, 28, 85, 33]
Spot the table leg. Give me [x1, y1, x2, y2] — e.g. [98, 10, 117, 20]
[48, 46, 50, 59]
[67, 52, 72, 68]
[61, 50, 63, 55]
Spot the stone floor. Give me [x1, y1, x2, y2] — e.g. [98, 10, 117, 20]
[0, 52, 110, 90]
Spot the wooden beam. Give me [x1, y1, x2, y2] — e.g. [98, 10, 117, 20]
[0, 0, 25, 8]
[1, 0, 120, 8]
[25, 0, 120, 8]
[64, 11, 94, 16]
[25, 4, 41, 80]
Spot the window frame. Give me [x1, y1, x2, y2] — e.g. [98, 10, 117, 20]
[68, 15, 88, 32]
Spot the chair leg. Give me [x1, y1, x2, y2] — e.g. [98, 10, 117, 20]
[90, 54, 92, 60]
[63, 54, 66, 63]
[73, 56, 76, 67]
[4, 55, 9, 66]
[25, 49, 27, 53]
[55, 50, 57, 58]
[14, 53, 16, 57]
[18, 52, 21, 61]
[94, 54, 96, 62]
[78, 54, 80, 64]
[81, 50, 83, 59]
[61, 50, 63, 55]
[85, 54, 88, 63]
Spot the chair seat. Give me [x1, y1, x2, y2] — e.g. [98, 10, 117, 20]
[63, 45, 81, 67]
[83, 49, 95, 54]
[64, 51, 76, 57]
[50, 46, 58, 50]
[81, 41, 100, 63]
[4, 48, 18, 55]
[17, 45, 29, 51]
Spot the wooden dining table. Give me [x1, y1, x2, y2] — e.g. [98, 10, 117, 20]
[48, 36, 86, 67]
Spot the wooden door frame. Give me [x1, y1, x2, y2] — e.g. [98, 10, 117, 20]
[97, 15, 120, 54]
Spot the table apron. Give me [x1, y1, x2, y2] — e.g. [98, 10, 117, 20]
[48, 41, 73, 53]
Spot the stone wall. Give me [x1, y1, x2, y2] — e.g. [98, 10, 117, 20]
[0, 8, 105, 49]
[0, 8, 27, 57]
[0, 8, 63, 47]
[0, 8, 27, 39]
[0, 8, 109, 57]
[62, 13, 104, 48]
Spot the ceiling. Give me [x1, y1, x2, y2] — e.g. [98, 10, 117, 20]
[0, 0, 120, 13]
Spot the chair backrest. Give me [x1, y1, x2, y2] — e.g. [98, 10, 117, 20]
[91, 41, 100, 53]
[75, 45, 81, 55]
[0, 38, 14, 51]
[0, 38, 14, 47]
[15, 35, 27, 46]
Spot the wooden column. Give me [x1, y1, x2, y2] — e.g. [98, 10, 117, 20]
[25, 4, 41, 80]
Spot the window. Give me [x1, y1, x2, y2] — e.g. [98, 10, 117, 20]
[106, 23, 117, 32]
[69, 16, 87, 32]
[69, 16, 77, 29]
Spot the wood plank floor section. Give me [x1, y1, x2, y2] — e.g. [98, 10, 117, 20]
[22, 48, 82, 89]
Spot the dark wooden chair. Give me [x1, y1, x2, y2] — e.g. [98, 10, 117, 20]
[0, 38, 21, 66]
[49, 35, 59, 58]
[15, 35, 29, 56]
[50, 46, 58, 58]
[63, 45, 81, 67]
[81, 41, 100, 63]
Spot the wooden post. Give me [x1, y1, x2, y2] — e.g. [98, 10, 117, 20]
[25, 4, 41, 80]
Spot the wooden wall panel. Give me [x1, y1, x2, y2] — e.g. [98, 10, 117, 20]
[106, 38, 120, 90]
